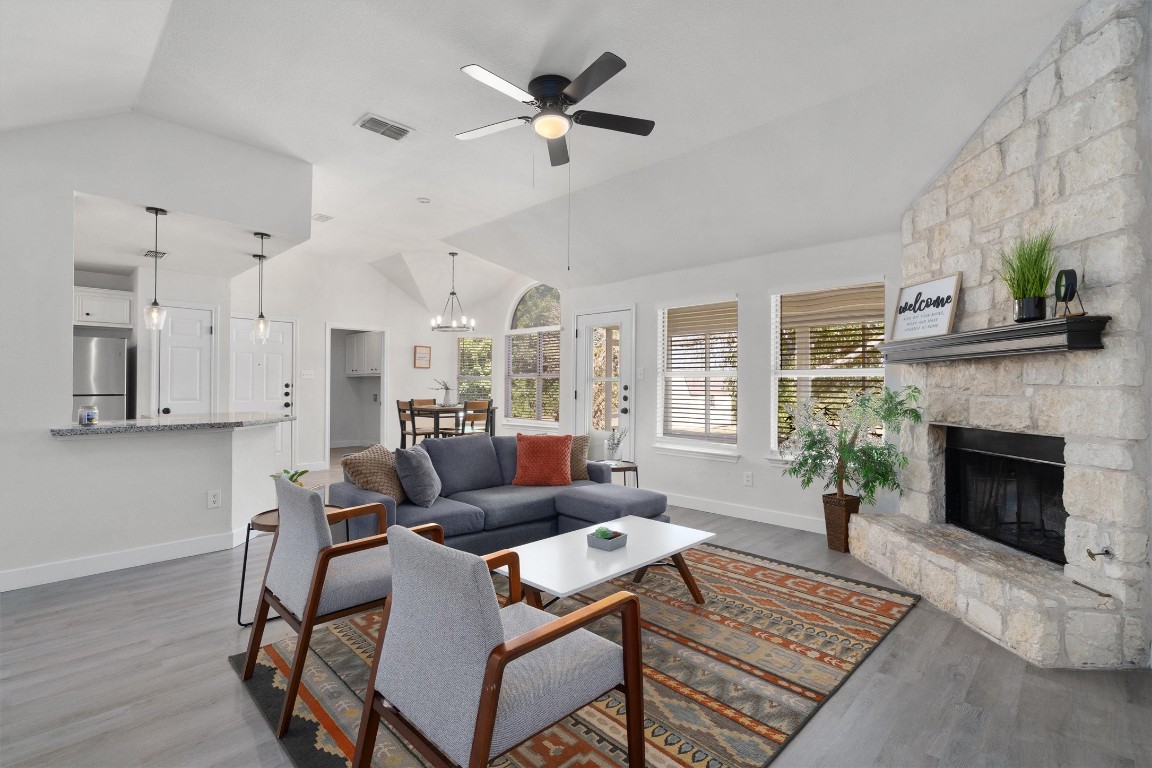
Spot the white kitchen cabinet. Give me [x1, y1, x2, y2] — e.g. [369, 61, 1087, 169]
[74, 287, 133, 327]
[345, 332, 383, 376]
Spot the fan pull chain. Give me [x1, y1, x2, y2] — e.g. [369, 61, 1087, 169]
[567, 137, 572, 272]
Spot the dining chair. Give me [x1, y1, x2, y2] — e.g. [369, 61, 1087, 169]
[351, 525, 645, 768]
[458, 399, 492, 434]
[397, 399, 437, 448]
[241, 476, 444, 738]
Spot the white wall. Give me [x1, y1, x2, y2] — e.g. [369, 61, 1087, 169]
[560, 232, 903, 533]
[0, 112, 311, 587]
[229, 249, 460, 467]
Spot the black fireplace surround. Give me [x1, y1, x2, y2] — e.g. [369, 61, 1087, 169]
[945, 427, 1067, 565]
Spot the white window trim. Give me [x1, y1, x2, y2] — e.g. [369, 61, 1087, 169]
[504, 325, 562, 424]
[767, 293, 885, 459]
[656, 299, 739, 450]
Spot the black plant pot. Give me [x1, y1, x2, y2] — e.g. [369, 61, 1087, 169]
[1013, 297, 1046, 323]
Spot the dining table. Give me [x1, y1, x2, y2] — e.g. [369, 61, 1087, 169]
[410, 402, 498, 438]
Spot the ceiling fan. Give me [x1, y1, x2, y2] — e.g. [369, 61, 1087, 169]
[455, 52, 655, 167]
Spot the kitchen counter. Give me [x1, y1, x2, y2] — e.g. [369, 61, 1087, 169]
[50, 412, 295, 437]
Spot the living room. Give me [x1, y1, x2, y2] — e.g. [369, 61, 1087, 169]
[1, 0, 1149, 766]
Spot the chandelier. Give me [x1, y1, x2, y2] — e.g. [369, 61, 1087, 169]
[430, 252, 475, 332]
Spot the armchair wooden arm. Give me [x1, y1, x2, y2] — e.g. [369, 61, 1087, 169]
[325, 502, 389, 534]
[468, 591, 643, 766]
[481, 550, 521, 604]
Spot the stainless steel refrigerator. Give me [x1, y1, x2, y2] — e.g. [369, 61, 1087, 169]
[73, 336, 128, 420]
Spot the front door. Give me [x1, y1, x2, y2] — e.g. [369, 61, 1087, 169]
[232, 317, 294, 468]
[158, 305, 214, 416]
[575, 309, 633, 460]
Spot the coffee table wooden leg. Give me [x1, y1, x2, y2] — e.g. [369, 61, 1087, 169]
[525, 587, 544, 609]
[632, 566, 649, 584]
[671, 552, 706, 604]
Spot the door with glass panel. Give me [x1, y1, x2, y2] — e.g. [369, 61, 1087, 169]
[575, 309, 633, 460]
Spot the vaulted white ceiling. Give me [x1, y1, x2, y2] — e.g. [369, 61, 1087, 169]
[2, 0, 1083, 295]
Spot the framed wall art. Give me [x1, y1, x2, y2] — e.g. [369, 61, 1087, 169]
[413, 345, 431, 369]
[890, 273, 961, 341]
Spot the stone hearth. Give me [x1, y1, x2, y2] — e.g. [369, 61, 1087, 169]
[852, 0, 1151, 668]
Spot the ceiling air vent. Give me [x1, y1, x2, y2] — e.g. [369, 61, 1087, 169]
[357, 114, 411, 140]
[311, 213, 334, 223]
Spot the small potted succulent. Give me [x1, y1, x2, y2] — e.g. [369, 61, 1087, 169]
[997, 231, 1057, 322]
[588, 525, 628, 551]
[781, 386, 921, 552]
[271, 468, 309, 487]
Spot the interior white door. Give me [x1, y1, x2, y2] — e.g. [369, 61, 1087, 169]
[158, 306, 214, 417]
[575, 309, 633, 460]
[232, 317, 294, 468]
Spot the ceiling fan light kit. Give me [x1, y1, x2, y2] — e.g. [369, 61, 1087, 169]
[456, 51, 654, 166]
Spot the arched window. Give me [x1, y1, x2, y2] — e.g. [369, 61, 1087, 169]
[506, 285, 561, 421]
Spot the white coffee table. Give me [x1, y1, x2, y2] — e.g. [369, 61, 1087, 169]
[496, 515, 715, 607]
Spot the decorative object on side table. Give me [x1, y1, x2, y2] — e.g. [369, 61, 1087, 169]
[605, 426, 628, 461]
[413, 344, 431, 368]
[781, 386, 922, 552]
[997, 230, 1056, 323]
[588, 525, 627, 551]
[270, 468, 309, 487]
[430, 378, 454, 406]
[890, 273, 961, 341]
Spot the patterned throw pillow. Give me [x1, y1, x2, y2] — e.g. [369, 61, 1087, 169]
[512, 433, 574, 486]
[569, 434, 590, 481]
[340, 445, 406, 504]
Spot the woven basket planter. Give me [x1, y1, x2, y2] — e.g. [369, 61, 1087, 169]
[822, 494, 861, 553]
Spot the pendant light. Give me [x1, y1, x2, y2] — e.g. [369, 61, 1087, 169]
[252, 232, 271, 343]
[142, 206, 168, 331]
[430, 252, 476, 332]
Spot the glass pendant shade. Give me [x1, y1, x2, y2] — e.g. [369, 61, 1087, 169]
[253, 315, 271, 343]
[143, 302, 167, 331]
[251, 233, 272, 343]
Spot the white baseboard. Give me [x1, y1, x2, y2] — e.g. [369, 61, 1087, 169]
[0, 531, 234, 593]
[661, 491, 826, 534]
[232, 525, 272, 548]
[330, 440, 367, 449]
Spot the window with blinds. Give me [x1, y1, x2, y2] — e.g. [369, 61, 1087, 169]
[659, 300, 738, 444]
[457, 337, 492, 401]
[772, 283, 886, 445]
[504, 284, 561, 422]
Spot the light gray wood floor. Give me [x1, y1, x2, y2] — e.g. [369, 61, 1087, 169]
[2, 505, 1149, 767]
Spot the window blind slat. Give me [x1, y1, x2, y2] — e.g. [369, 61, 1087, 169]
[779, 283, 884, 327]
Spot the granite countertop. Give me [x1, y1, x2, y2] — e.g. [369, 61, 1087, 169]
[51, 412, 295, 437]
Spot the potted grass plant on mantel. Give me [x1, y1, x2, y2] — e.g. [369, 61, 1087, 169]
[998, 231, 1057, 322]
[781, 386, 922, 552]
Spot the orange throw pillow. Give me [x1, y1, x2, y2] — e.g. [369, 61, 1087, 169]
[512, 433, 574, 486]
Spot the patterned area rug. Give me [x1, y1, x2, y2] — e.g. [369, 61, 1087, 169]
[231, 544, 917, 767]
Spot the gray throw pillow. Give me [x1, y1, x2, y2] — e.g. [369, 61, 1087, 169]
[394, 445, 442, 507]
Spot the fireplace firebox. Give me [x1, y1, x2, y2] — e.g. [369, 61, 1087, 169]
[945, 427, 1067, 565]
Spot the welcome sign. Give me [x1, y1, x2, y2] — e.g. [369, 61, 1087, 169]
[891, 273, 961, 340]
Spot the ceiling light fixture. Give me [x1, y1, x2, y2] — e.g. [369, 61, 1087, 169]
[252, 232, 272, 343]
[416, 197, 431, 204]
[430, 252, 475, 332]
[532, 109, 571, 139]
[142, 206, 168, 331]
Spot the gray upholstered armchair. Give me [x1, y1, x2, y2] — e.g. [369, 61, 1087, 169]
[241, 476, 443, 738]
[352, 525, 645, 767]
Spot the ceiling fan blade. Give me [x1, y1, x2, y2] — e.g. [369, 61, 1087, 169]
[547, 137, 569, 166]
[572, 110, 654, 136]
[562, 52, 626, 103]
[455, 117, 530, 140]
[461, 64, 535, 103]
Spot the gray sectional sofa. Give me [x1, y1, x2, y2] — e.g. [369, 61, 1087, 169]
[329, 434, 667, 554]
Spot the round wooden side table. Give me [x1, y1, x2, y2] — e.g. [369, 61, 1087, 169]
[599, 460, 639, 487]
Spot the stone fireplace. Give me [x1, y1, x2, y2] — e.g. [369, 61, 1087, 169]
[851, 0, 1151, 668]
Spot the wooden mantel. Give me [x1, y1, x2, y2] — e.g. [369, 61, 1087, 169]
[879, 316, 1111, 365]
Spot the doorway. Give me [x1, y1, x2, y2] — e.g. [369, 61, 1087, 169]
[157, 304, 216, 417]
[327, 328, 385, 469]
[574, 308, 633, 460]
[231, 317, 295, 468]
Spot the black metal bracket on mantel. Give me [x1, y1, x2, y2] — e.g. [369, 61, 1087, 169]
[879, 316, 1111, 365]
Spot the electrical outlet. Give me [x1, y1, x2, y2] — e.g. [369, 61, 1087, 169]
[743, 471, 753, 487]
[207, 490, 221, 509]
